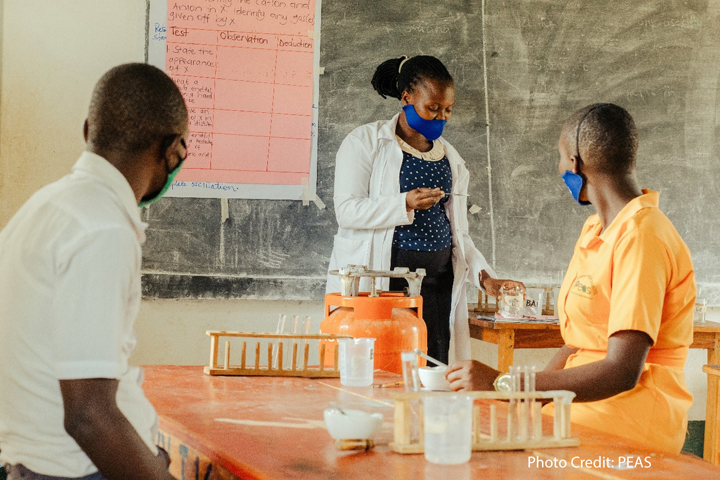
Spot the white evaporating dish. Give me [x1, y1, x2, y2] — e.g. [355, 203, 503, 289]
[323, 408, 384, 440]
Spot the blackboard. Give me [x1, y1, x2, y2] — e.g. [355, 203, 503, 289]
[142, 0, 720, 303]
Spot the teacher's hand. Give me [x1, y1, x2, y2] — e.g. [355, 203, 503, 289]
[480, 270, 525, 298]
[406, 188, 445, 211]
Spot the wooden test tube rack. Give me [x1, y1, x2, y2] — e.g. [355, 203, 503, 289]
[389, 390, 579, 453]
[204, 331, 353, 378]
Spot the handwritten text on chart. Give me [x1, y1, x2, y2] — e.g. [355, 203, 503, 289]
[171, 180, 240, 192]
[169, 0, 315, 27]
[166, 0, 317, 186]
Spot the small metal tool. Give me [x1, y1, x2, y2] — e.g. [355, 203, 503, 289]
[330, 401, 347, 415]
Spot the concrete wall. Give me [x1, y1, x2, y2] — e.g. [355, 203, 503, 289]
[0, 0, 714, 422]
[0, 0, 147, 225]
[131, 299, 327, 366]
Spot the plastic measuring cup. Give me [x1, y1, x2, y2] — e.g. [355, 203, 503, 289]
[524, 288, 545, 316]
[423, 394, 473, 464]
[339, 338, 375, 387]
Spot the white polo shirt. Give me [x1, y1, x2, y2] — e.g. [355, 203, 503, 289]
[0, 152, 158, 476]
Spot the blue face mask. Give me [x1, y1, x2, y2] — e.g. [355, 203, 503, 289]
[402, 104, 446, 141]
[561, 170, 591, 206]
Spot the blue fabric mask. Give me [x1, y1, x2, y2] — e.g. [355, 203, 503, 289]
[561, 170, 591, 206]
[402, 104, 446, 141]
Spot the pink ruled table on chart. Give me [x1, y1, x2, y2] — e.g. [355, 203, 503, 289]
[165, 0, 316, 185]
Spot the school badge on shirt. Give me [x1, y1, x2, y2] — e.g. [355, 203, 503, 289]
[571, 275, 597, 299]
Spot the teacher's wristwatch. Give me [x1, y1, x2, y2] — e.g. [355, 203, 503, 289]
[493, 372, 512, 392]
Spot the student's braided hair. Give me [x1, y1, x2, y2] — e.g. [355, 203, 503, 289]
[371, 55, 453, 100]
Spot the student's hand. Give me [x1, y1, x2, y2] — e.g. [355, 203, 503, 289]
[157, 446, 171, 470]
[446, 360, 499, 391]
[406, 188, 445, 211]
[480, 270, 525, 298]
[60, 378, 175, 480]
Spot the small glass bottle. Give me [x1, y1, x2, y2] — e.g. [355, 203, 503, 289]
[694, 299, 707, 323]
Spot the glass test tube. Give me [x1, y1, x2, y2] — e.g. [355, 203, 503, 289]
[507, 366, 521, 441]
[401, 351, 420, 392]
[524, 366, 536, 441]
[303, 316, 311, 370]
[272, 314, 287, 369]
[400, 351, 422, 444]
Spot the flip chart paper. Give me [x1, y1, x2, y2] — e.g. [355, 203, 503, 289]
[149, 0, 320, 200]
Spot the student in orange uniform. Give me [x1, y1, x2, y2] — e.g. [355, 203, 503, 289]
[446, 103, 695, 453]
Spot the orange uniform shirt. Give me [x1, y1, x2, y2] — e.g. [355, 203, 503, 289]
[548, 190, 695, 453]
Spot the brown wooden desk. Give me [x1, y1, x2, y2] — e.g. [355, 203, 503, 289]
[704, 364, 720, 465]
[468, 314, 720, 374]
[143, 365, 720, 479]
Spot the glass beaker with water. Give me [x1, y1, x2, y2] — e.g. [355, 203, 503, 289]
[500, 285, 524, 318]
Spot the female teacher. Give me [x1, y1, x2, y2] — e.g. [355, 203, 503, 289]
[326, 55, 521, 364]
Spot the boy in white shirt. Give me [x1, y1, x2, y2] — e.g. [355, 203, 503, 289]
[0, 63, 187, 480]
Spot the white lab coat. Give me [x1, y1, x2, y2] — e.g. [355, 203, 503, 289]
[327, 113, 496, 361]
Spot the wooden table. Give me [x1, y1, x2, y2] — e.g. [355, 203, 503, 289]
[468, 315, 720, 374]
[704, 364, 720, 465]
[143, 365, 720, 479]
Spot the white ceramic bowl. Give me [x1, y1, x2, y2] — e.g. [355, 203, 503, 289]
[418, 366, 451, 391]
[324, 408, 383, 440]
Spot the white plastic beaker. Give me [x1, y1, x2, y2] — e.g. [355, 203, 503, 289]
[524, 288, 545, 316]
[339, 338, 375, 387]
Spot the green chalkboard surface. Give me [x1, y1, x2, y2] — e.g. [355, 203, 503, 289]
[142, 0, 720, 303]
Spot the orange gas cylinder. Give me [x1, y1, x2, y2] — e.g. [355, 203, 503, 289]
[320, 292, 427, 375]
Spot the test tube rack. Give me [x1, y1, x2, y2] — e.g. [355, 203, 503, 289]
[476, 285, 556, 316]
[204, 331, 352, 378]
[388, 390, 579, 453]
